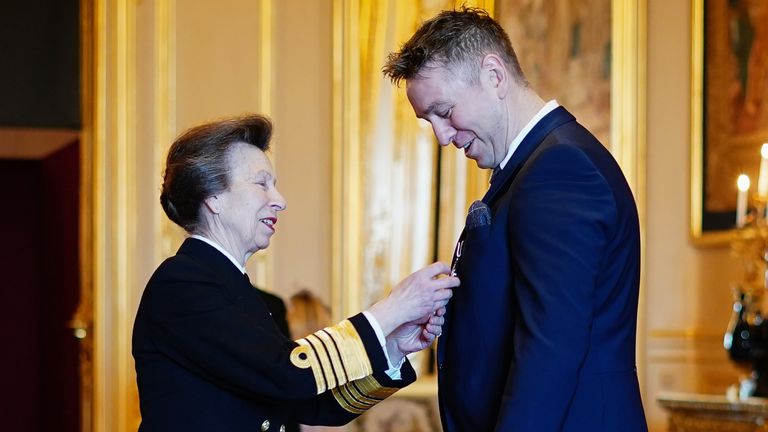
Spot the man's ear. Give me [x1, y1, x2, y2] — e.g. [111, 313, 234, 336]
[481, 54, 509, 98]
[203, 195, 222, 215]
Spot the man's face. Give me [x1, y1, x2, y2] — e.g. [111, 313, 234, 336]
[406, 65, 508, 169]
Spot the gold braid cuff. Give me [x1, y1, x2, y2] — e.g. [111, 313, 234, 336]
[331, 375, 400, 414]
[290, 319, 373, 394]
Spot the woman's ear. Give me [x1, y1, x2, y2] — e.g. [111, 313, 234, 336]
[481, 54, 509, 99]
[203, 195, 222, 215]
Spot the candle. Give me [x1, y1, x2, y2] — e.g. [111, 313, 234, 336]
[737, 174, 750, 228]
[758, 144, 768, 198]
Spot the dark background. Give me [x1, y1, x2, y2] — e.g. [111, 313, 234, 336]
[0, 1, 81, 431]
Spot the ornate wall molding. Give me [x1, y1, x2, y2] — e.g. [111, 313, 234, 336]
[81, 0, 142, 430]
[611, 0, 648, 396]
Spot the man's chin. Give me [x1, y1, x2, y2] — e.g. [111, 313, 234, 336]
[473, 159, 492, 169]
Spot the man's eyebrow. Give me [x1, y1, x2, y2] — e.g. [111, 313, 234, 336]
[418, 101, 447, 119]
[425, 101, 445, 114]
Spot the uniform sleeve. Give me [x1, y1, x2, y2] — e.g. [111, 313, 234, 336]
[494, 144, 616, 431]
[268, 359, 417, 426]
[139, 264, 412, 417]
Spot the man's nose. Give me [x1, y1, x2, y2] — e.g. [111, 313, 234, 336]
[432, 122, 456, 147]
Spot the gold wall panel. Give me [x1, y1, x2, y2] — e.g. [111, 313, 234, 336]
[81, 0, 273, 430]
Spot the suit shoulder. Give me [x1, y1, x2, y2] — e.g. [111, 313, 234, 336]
[523, 140, 604, 182]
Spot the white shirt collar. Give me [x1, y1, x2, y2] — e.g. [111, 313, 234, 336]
[499, 100, 560, 170]
[190, 234, 247, 274]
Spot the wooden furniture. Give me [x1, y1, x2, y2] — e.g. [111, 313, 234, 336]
[658, 392, 768, 431]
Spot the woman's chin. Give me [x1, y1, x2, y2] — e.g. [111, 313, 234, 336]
[253, 239, 271, 252]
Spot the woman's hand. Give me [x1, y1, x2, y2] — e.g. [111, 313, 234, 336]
[385, 308, 447, 365]
[367, 262, 457, 336]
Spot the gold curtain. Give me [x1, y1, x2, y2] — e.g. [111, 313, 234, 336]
[332, 0, 494, 377]
[333, 0, 494, 316]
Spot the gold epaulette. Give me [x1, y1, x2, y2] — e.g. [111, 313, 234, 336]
[331, 375, 399, 414]
[290, 319, 373, 394]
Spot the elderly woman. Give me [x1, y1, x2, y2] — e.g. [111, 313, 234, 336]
[132, 114, 456, 432]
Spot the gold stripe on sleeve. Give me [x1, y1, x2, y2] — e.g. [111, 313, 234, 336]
[290, 340, 327, 393]
[305, 334, 338, 390]
[345, 381, 382, 405]
[331, 387, 367, 414]
[352, 374, 399, 399]
[290, 319, 372, 395]
[324, 320, 372, 381]
[314, 329, 349, 384]
[332, 375, 400, 414]
[337, 383, 377, 410]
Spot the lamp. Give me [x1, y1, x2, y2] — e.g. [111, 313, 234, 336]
[725, 145, 768, 398]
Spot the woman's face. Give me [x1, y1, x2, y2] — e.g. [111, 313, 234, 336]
[212, 143, 286, 255]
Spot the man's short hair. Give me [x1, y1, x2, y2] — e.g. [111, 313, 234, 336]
[382, 7, 527, 86]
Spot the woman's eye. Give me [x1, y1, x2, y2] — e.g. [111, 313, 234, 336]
[440, 108, 452, 119]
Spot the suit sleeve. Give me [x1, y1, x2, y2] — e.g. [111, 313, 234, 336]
[139, 264, 412, 420]
[494, 144, 616, 431]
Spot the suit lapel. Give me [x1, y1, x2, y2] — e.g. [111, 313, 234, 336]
[483, 106, 575, 205]
[439, 107, 576, 364]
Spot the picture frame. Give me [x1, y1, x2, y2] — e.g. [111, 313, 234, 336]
[497, 0, 612, 150]
[690, 0, 768, 245]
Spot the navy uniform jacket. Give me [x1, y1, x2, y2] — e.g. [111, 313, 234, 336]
[133, 238, 415, 431]
[254, 288, 291, 340]
[253, 288, 299, 432]
[438, 107, 647, 431]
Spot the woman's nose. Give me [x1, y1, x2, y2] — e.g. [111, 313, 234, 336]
[271, 188, 287, 211]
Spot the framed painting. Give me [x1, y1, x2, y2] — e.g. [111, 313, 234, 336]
[691, 0, 768, 245]
[495, 0, 645, 198]
[497, 0, 613, 150]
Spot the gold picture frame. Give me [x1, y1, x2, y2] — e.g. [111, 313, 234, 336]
[690, 0, 768, 246]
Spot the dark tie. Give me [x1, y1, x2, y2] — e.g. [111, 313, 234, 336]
[490, 166, 502, 184]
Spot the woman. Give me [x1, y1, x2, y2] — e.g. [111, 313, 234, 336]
[132, 114, 456, 432]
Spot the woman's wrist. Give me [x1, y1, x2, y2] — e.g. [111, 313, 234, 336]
[366, 299, 400, 336]
[385, 337, 406, 367]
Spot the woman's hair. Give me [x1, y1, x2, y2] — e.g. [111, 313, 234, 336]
[286, 290, 332, 339]
[160, 114, 272, 232]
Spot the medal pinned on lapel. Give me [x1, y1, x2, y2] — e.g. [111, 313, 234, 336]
[450, 241, 463, 277]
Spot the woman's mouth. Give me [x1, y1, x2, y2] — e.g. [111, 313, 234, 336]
[260, 217, 277, 232]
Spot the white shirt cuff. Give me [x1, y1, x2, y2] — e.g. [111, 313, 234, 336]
[362, 310, 404, 380]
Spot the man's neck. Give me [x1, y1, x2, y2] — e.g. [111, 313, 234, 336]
[504, 87, 546, 147]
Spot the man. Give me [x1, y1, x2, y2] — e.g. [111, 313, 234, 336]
[383, 7, 646, 431]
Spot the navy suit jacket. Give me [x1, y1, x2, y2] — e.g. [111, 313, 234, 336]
[437, 107, 647, 431]
[133, 238, 415, 431]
